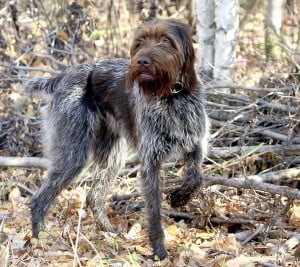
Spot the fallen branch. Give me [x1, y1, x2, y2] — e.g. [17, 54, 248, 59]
[0, 156, 48, 168]
[251, 127, 300, 143]
[209, 144, 300, 159]
[247, 167, 300, 183]
[162, 211, 269, 226]
[1, 151, 300, 181]
[258, 99, 298, 114]
[205, 175, 300, 200]
[163, 167, 300, 186]
[1, 149, 299, 173]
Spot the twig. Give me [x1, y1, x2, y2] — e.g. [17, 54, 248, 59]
[68, 233, 82, 267]
[203, 84, 295, 93]
[30, 52, 68, 67]
[241, 199, 293, 245]
[251, 126, 300, 143]
[258, 99, 298, 114]
[263, 199, 293, 240]
[241, 224, 265, 245]
[209, 217, 260, 225]
[0, 62, 61, 75]
[72, 190, 85, 267]
[15, 182, 35, 195]
[207, 91, 252, 104]
[79, 232, 104, 263]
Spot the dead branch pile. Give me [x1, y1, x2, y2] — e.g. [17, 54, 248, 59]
[205, 83, 300, 167]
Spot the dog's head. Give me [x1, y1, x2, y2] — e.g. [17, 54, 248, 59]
[125, 19, 197, 97]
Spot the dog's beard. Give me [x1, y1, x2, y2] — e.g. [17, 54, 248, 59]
[138, 77, 172, 97]
[126, 64, 179, 97]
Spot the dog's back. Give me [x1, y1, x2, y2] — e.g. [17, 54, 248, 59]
[24, 58, 135, 147]
[24, 59, 130, 96]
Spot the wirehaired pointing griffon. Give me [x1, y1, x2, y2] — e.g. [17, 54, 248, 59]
[24, 19, 209, 260]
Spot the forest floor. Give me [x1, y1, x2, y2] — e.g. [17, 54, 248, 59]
[0, 1, 299, 266]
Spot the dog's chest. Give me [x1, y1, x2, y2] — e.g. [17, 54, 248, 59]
[135, 94, 204, 153]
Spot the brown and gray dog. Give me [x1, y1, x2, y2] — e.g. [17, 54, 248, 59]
[24, 19, 209, 260]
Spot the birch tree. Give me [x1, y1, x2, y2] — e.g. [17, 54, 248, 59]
[196, 0, 239, 86]
[196, 0, 215, 80]
[265, 0, 286, 59]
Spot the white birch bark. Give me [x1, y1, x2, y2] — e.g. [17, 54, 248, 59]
[196, 0, 215, 80]
[265, 0, 285, 58]
[214, 0, 239, 84]
[267, 0, 285, 34]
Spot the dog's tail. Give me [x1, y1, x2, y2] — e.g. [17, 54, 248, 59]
[23, 74, 65, 94]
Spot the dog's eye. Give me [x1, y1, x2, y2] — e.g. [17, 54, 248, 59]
[133, 41, 141, 50]
[161, 37, 171, 45]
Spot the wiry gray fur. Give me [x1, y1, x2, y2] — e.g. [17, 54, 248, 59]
[24, 20, 210, 261]
[25, 59, 131, 237]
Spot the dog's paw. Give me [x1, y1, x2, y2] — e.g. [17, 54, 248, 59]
[150, 237, 168, 260]
[152, 245, 168, 261]
[168, 189, 191, 208]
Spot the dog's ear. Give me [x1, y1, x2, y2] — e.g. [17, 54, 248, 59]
[125, 66, 135, 93]
[180, 24, 197, 93]
[171, 20, 197, 93]
[125, 76, 132, 92]
[181, 49, 197, 93]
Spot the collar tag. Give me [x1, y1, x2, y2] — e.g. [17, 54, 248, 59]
[171, 82, 184, 94]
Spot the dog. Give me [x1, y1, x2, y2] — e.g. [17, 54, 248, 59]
[24, 19, 209, 260]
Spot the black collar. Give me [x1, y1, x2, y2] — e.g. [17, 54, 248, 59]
[171, 70, 184, 95]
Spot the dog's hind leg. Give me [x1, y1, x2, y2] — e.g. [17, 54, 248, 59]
[30, 102, 94, 238]
[29, 137, 90, 238]
[87, 124, 126, 231]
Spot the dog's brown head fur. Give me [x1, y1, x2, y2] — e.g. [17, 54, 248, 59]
[126, 19, 197, 97]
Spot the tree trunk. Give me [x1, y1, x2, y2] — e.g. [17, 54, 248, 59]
[196, 0, 215, 81]
[292, 0, 300, 76]
[214, 0, 239, 85]
[196, 0, 239, 87]
[265, 0, 286, 59]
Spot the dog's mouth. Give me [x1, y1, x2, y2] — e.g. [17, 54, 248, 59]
[138, 72, 157, 81]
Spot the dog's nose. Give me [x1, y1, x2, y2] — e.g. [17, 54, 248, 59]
[137, 55, 152, 66]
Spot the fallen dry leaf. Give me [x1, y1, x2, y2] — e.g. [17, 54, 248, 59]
[125, 222, 142, 240]
[288, 201, 300, 226]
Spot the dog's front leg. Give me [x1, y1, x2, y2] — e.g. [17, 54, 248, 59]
[140, 159, 167, 260]
[169, 146, 203, 208]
